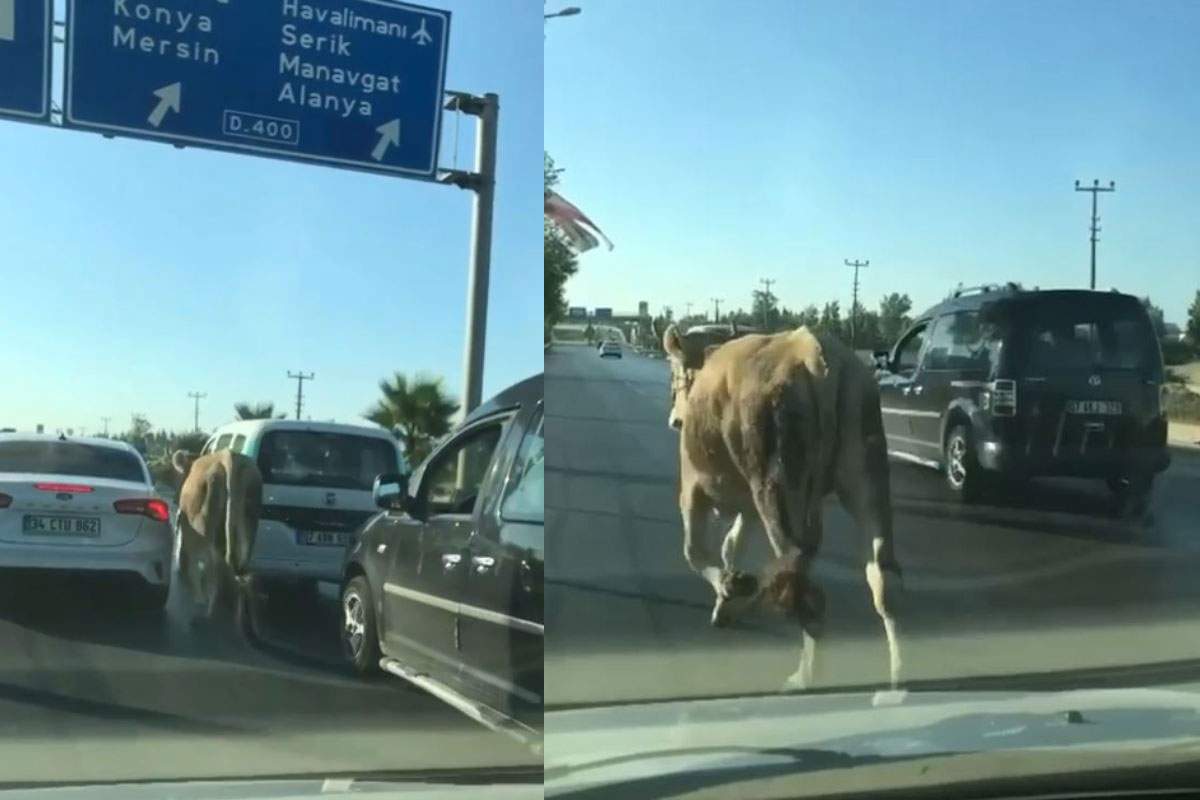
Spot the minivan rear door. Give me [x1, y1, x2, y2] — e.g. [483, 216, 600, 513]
[1009, 295, 1160, 463]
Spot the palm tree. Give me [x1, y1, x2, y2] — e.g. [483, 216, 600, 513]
[365, 373, 460, 466]
[234, 402, 284, 420]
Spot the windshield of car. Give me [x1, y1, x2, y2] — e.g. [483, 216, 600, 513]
[257, 431, 399, 491]
[546, 0, 1200, 795]
[0, 0, 541, 787]
[0, 441, 145, 483]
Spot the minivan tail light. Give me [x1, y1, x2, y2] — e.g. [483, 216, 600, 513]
[0, 493, 11, 509]
[113, 498, 170, 523]
[990, 379, 1017, 416]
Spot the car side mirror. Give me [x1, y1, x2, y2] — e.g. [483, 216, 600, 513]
[373, 473, 409, 512]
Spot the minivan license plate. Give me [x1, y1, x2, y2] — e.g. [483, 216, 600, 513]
[300, 531, 349, 547]
[1067, 400, 1122, 415]
[23, 515, 101, 537]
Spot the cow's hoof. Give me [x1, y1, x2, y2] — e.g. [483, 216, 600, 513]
[780, 670, 809, 693]
[710, 601, 731, 628]
[872, 689, 909, 707]
[721, 570, 758, 599]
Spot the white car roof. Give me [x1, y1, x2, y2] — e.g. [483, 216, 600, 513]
[208, 419, 396, 441]
[0, 433, 144, 457]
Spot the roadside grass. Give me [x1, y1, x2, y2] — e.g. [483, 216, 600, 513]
[1165, 385, 1200, 424]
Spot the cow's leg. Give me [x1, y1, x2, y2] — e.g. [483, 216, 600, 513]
[680, 482, 725, 599]
[711, 513, 759, 626]
[783, 509, 826, 691]
[837, 428, 904, 696]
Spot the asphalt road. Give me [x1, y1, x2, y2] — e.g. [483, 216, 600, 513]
[0, 562, 535, 784]
[545, 342, 1200, 707]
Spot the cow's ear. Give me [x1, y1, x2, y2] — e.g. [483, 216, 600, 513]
[663, 324, 685, 360]
[172, 450, 196, 476]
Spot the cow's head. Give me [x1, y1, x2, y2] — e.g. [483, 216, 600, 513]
[662, 324, 733, 430]
[172, 450, 200, 478]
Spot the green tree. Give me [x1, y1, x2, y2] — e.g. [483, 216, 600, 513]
[878, 292, 914, 346]
[818, 301, 844, 340]
[234, 402, 284, 420]
[544, 153, 578, 330]
[797, 304, 820, 330]
[752, 289, 780, 332]
[1188, 290, 1200, 345]
[364, 373, 460, 467]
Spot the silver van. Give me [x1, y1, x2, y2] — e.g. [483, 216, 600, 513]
[199, 420, 404, 591]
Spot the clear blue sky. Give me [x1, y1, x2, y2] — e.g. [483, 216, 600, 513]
[1, 0, 541, 435]
[546, 0, 1200, 329]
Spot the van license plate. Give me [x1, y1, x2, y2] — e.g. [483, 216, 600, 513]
[1067, 400, 1122, 415]
[300, 531, 350, 547]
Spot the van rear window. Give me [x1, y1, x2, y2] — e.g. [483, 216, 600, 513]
[1019, 301, 1157, 373]
[257, 431, 399, 491]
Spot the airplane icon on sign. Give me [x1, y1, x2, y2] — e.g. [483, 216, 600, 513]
[411, 17, 432, 46]
[1, 0, 15, 42]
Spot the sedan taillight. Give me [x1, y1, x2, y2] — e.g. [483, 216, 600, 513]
[0, 493, 11, 509]
[114, 498, 170, 523]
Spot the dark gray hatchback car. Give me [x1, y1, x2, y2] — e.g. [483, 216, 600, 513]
[876, 284, 1169, 513]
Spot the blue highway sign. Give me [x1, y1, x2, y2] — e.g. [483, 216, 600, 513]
[0, 0, 52, 122]
[65, 0, 450, 179]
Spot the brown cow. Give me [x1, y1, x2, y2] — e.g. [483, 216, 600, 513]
[663, 323, 903, 695]
[172, 449, 263, 629]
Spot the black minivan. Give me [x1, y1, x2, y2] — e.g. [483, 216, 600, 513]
[876, 284, 1169, 513]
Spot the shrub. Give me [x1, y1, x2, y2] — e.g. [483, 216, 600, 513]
[1164, 387, 1200, 423]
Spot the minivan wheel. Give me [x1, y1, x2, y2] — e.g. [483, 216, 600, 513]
[341, 576, 381, 677]
[944, 424, 985, 501]
[1108, 473, 1154, 520]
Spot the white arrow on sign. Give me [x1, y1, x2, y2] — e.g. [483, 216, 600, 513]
[372, 119, 401, 162]
[148, 82, 182, 128]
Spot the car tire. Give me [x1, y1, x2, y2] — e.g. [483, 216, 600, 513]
[1108, 474, 1154, 519]
[944, 424, 985, 502]
[341, 576, 381, 677]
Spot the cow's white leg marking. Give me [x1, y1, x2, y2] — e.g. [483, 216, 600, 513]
[681, 487, 724, 597]
[719, 513, 745, 572]
[782, 630, 819, 691]
[866, 537, 903, 694]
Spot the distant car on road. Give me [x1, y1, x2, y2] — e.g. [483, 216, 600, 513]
[341, 374, 544, 744]
[0, 434, 172, 610]
[600, 341, 622, 358]
[197, 420, 404, 600]
[876, 284, 1169, 512]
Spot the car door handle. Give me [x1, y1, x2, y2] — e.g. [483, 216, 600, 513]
[376, 543, 387, 555]
[471, 555, 496, 574]
[902, 385, 911, 396]
[442, 553, 463, 571]
[913, 385, 923, 396]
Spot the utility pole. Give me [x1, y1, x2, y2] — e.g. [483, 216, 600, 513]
[758, 278, 776, 330]
[684, 301, 693, 320]
[287, 371, 315, 421]
[1074, 179, 1115, 290]
[440, 91, 499, 415]
[711, 297, 723, 323]
[100, 417, 111, 437]
[186, 392, 206, 433]
[845, 259, 869, 348]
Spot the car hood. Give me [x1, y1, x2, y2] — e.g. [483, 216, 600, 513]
[545, 685, 1200, 799]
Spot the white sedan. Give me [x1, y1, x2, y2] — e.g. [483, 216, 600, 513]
[0, 434, 172, 610]
[599, 341, 623, 358]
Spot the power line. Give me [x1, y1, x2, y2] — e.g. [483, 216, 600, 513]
[758, 278, 776, 330]
[288, 371, 315, 421]
[1074, 179, 1115, 290]
[100, 417, 111, 437]
[187, 392, 207, 433]
[845, 259, 869, 349]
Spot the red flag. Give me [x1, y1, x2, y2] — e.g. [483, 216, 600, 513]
[545, 190, 613, 253]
